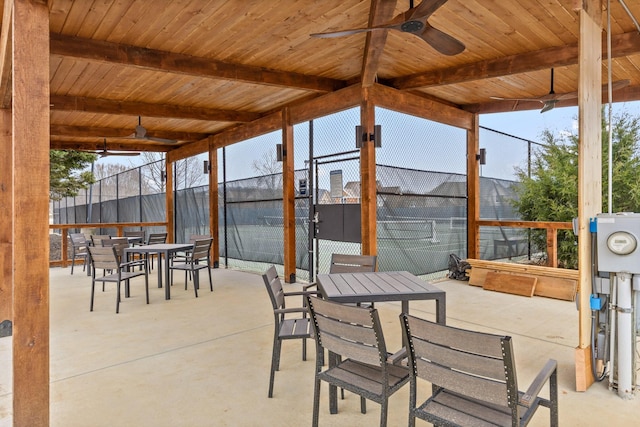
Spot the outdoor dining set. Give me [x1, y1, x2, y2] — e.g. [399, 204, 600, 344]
[68, 230, 214, 314]
[262, 254, 560, 427]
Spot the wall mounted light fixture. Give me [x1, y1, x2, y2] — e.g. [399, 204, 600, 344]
[203, 160, 210, 174]
[476, 148, 486, 165]
[355, 125, 382, 148]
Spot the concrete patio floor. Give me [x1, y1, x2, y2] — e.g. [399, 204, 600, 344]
[1, 265, 640, 426]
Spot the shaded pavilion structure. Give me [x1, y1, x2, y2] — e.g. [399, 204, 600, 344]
[2, 0, 640, 424]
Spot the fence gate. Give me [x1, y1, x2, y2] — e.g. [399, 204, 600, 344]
[308, 150, 362, 283]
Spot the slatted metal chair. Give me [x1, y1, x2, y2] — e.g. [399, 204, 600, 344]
[124, 230, 145, 246]
[171, 234, 211, 276]
[305, 253, 377, 304]
[306, 295, 409, 427]
[168, 238, 213, 297]
[399, 313, 559, 427]
[96, 237, 131, 289]
[262, 265, 320, 398]
[145, 232, 167, 269]
[102, 237, 147, 274]
[88, 245, 149, 314]
[328, 253, 377, 273]
[69, 232, 89, 275]
[90, 234, 111, 247]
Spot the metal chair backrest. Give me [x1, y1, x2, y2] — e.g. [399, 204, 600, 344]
[189, 238, 212, 262]
[188, 234, 211, 243]
[101, 237, 129, 262]
[146, 232, 167, 245]
[404, 314, 512, 404]
[263, 265, 286, 312]
[306, 295, 387, 367]
[124, 230, 145, 238]
[400, 314, 559, 426]
[124, 230, 145, 244]
[91, 234, 111, 246]
[70, 233, 88, 248]
[88, 246, 119, 271]
[330, 253, 377, 273]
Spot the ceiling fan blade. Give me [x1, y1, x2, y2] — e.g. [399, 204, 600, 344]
[540, 100, 557, 113]
[419, 23, 465, 56]
[311, 0, 463, 54]
[490, 96, 545, 102]
[491, 79, 631, 105]
[609, 79, 631, 91]
[409, 0, 450, 21]
[102, 151, 141, 157]
[310, 27, 380, 38]
[145, 136, 178, 143]
[546, 79, 630, 101]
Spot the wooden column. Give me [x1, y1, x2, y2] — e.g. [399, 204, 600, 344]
[467, 114, 480, 259]
[13, 0, 50, 424]
[546, 229, 558, 268]
[282, 107, 296, 282]
[575, 0, 602, 392]
[0, 109, 11, 334]
[208, 139, 220, 268]
[360, 88, 377, 256]
[166, 158, 174, 242]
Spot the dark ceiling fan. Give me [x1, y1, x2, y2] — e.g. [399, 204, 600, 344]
[81, 139, 140, 158]
[127, 116, 177, 143]
[310, 0, 465, 56]
[490, 68, 631, 113]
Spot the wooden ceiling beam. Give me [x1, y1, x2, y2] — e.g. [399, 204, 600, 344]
[49, 124, 207, 141]
[50, 140, 169, 152]
[51, 95, 260, 123]
[210, 112, 283, 150]
[392, 30, 640, 90]
[50, 95, 261, 123]
[361, 0, 398, 88]
[50, 33, 346, 93]
[370, 83, 474, 130]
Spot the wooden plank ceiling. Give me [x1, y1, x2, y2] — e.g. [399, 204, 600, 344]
[3, 0, 640, 154]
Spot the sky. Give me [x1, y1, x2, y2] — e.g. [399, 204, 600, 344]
[480, 100, 640, 142]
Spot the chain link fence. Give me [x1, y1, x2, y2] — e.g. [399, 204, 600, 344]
[53, 113, 542, 278]
[375, 108, 467, 276]
[478, 127, 545, 262]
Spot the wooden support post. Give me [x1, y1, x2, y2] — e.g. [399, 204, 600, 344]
[13, 0, 50, 424]
[546, 228, 558, 267]
[208, 139, 220, 268]
[576, 0, 602, 392]
[0, 109, 11, 335]
[282, 107, 296, 283]
[467, 114, 480, 259]
[61, 228, 69, 267]
[360, 88, 377, 256]
[166, 158, 174, 242]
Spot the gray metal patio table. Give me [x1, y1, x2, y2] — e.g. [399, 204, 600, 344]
[124, 243, 193, 300]
[316, 271, 446, 324]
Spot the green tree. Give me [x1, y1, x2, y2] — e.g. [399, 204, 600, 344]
[49, 150, 97, 201]
[512, 111, 640, 269]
